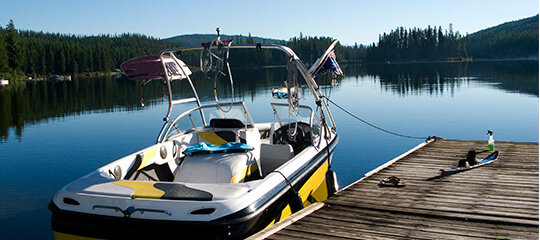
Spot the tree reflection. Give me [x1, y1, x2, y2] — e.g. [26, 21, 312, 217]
[0, 61, 537, 142]
[362, 61, 538, 97]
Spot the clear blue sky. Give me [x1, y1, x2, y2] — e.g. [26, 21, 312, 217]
[1, 0, 538, 46]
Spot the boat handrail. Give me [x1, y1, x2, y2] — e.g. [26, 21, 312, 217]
[171, 97, 197, 105]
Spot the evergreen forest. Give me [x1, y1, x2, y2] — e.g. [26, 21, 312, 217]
[466, 15, 539, 59]
[0, 15, 537, 80]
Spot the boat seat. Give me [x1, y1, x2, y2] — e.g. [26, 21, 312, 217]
[173, 151, 260, 184]
[259, 143, 294, 176]
[195, 118, 246, 145]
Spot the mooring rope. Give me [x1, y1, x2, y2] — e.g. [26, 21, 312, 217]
[323, 96, 429, 140]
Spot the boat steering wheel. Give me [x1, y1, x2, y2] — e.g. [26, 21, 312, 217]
[273, 123, 309, 152]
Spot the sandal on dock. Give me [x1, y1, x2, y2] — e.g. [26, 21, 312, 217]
[379, 176, 406, 187]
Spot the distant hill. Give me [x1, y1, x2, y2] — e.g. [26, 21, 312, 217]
[469, 14, 538, 37]
[164, 34, 284, 46]
[465, 15, 539, 59]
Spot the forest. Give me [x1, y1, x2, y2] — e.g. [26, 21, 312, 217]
[0, 15, 537, 79]
[466, 14, 538, 59]
[364, 24, 468, 62]
[0, 20, 176, 80]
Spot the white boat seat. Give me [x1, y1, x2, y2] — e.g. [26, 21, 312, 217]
[259, 143, 294, 176]
[173, 151, 260, 184]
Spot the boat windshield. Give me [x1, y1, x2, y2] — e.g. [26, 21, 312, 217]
[163, 102, 254, 141]
[271, 103, 314, 126]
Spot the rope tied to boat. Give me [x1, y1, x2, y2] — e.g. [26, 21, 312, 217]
[323, 96, 437, 141]
[272, 170, 304, 213]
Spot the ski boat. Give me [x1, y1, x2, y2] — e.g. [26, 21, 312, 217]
[49, 31, 342, 239]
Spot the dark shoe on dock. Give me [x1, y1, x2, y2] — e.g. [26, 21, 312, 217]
[378, 176, 406, 187]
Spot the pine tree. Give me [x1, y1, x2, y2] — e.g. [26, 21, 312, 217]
[46, 45, 55, 74]
[247, 33, 255, 44]
[5, 20, 23, 73]
[0, 25, 9, 73]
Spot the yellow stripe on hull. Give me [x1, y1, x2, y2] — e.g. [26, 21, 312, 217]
[298, 160, 329, 207]
[264, 204, 293, 230]
[54, 232, 104, 240]
[265, 160, 330, 229]
[279, 205, 292, 221]
[265, 219, 276, 229]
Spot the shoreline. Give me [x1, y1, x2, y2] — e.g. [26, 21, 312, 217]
[358, 57, 539, 66]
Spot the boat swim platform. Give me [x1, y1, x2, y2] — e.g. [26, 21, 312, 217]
[248, 139, 539, 240]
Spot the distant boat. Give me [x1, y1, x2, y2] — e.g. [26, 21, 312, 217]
[49, 75, 63, 82]
[0, 78, 8, 86]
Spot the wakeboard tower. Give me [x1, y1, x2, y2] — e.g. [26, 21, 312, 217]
[49, 29, 343, 239]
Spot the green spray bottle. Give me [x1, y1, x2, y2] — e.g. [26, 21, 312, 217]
[487, 130, 494, 151]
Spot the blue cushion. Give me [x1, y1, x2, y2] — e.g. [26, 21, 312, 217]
[183, 142, 253, 156]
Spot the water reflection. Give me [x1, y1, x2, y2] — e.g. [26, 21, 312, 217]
[361, 61, 539, 97]
[0, 75, 144, 142]
[0, 61, 537, 142]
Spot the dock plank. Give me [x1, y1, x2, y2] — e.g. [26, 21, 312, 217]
[248, 139, 539, 239]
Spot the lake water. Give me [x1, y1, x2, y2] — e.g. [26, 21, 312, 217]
[0, 61, 538, 239]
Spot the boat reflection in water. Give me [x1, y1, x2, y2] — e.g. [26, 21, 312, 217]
[49, 30, 341, 239]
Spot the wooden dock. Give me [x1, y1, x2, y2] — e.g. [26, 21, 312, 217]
[249, 139, 539, 239]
